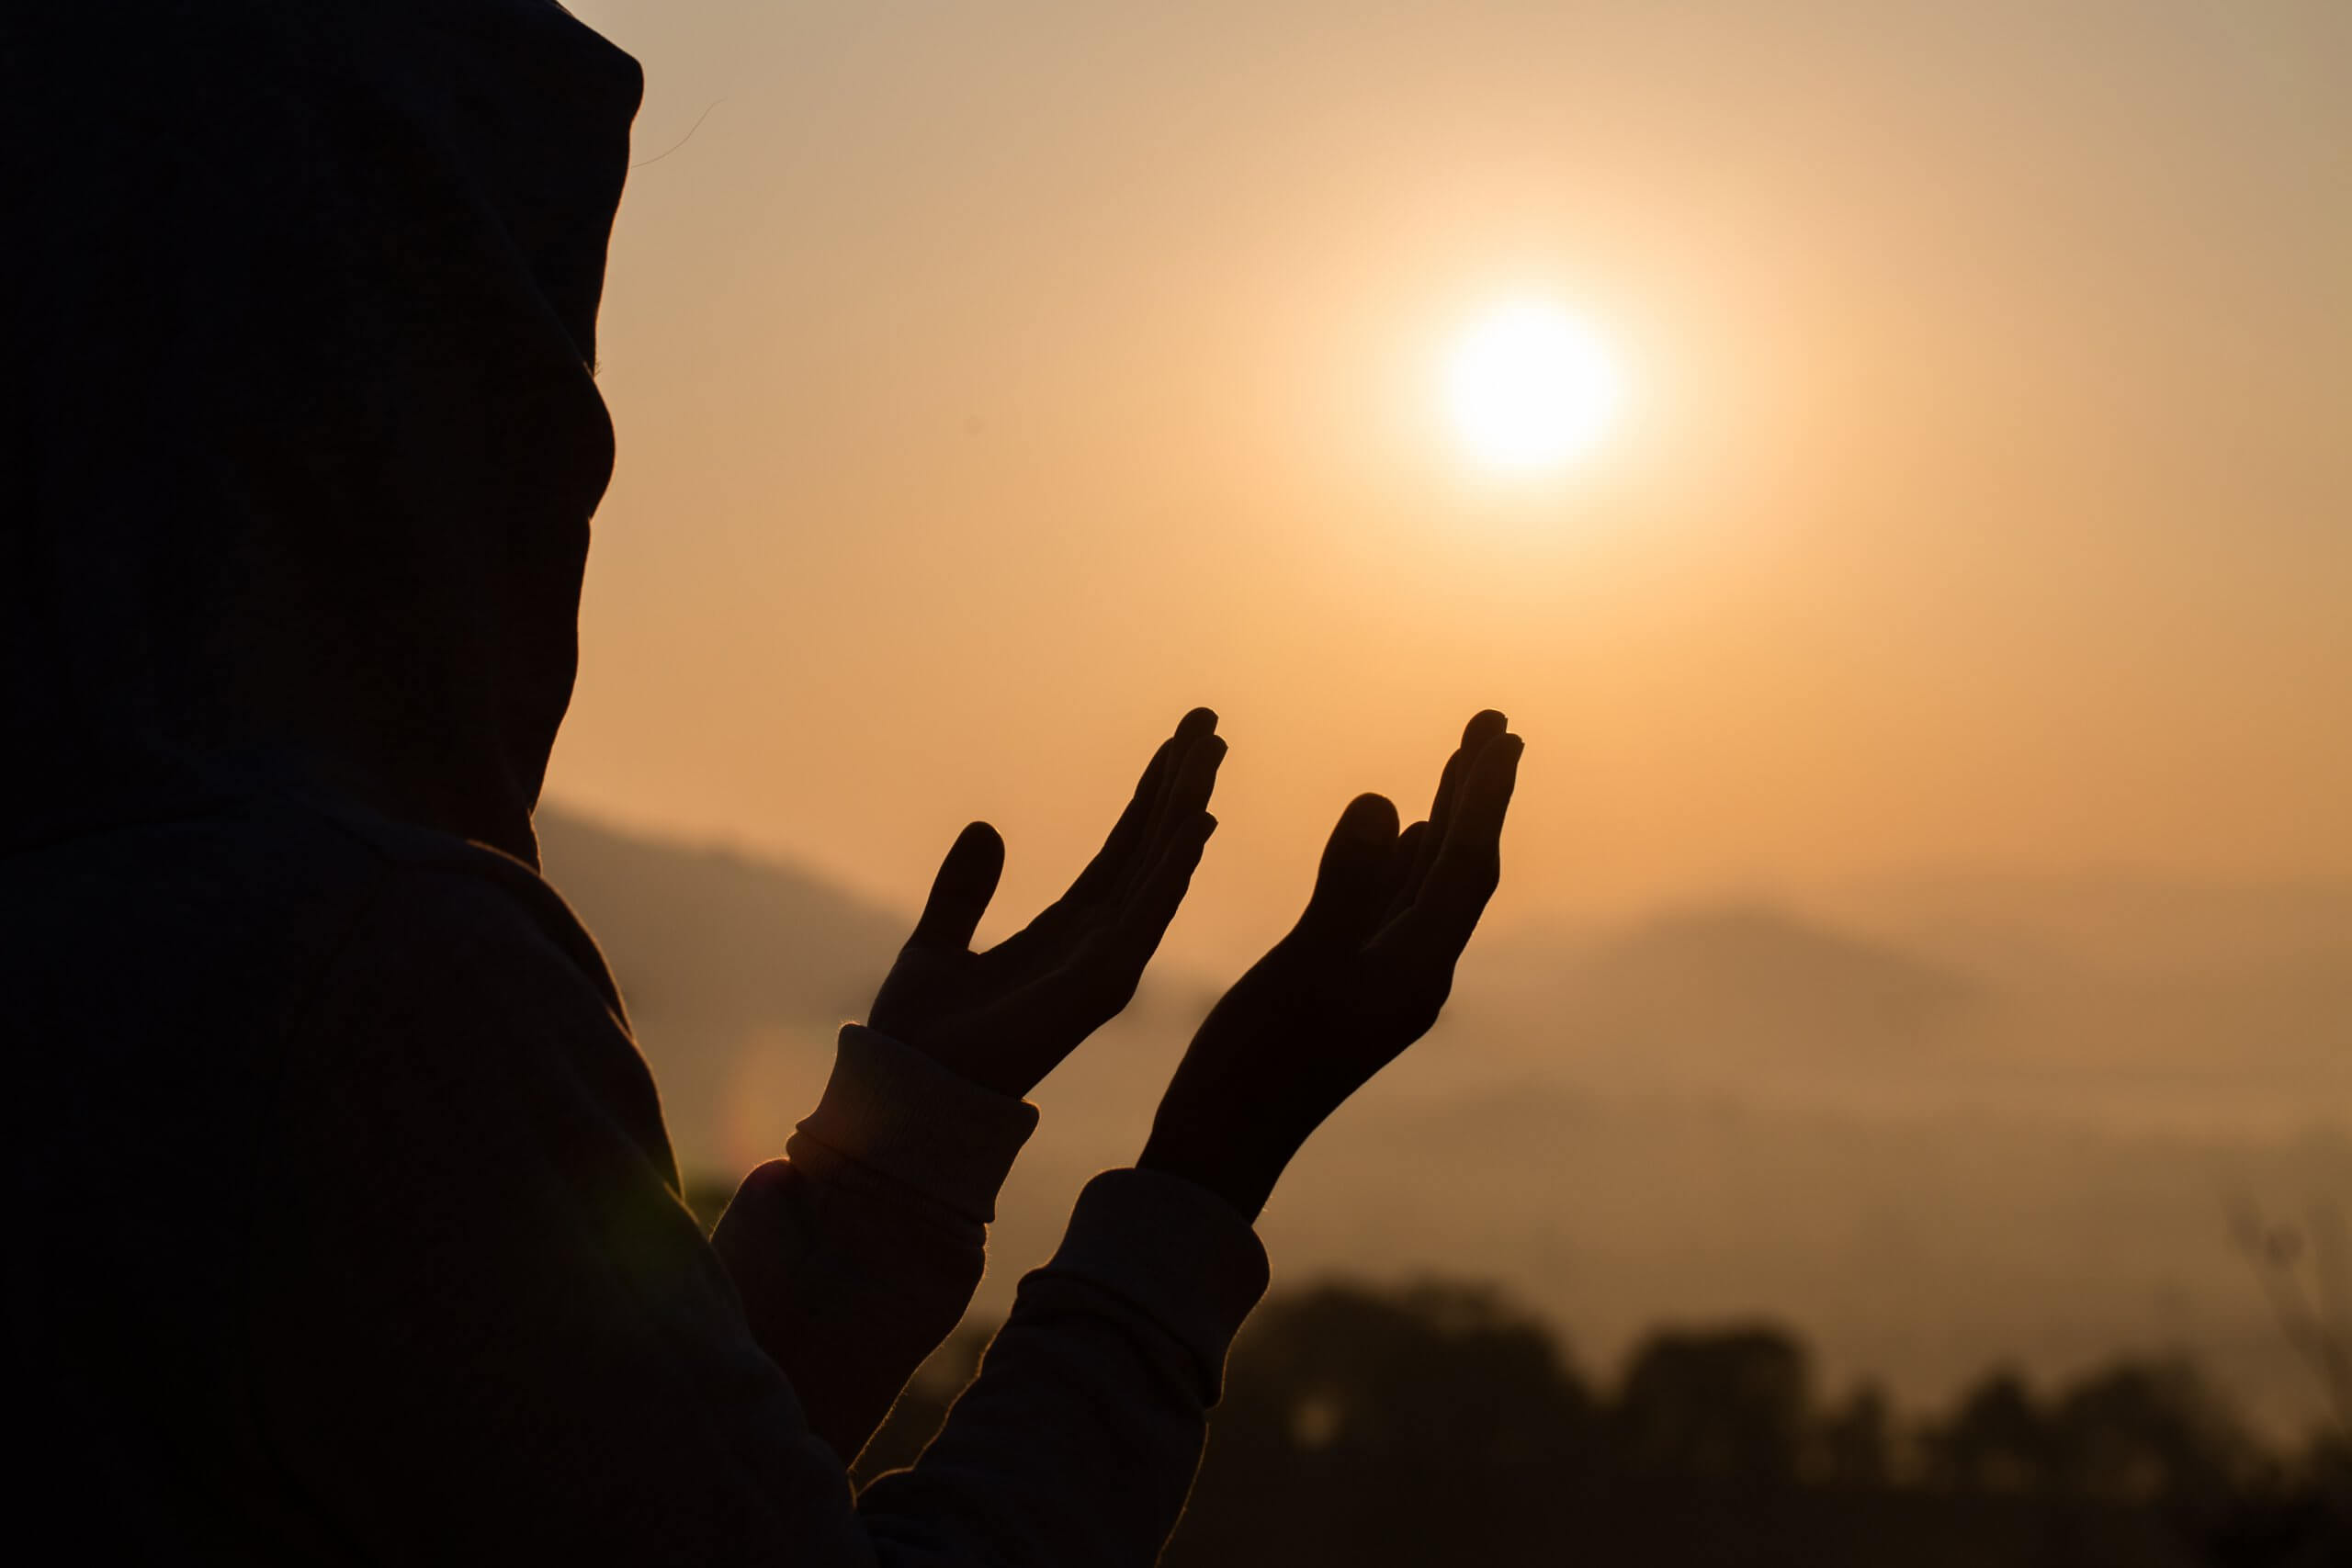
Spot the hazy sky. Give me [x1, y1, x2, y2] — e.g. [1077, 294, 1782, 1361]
[549, 0, 2351, 968]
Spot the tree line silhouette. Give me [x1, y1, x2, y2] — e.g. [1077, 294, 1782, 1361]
[853, 1277, 2350, 1567]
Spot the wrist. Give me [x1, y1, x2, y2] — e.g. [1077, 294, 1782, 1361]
[864, 1012, 1040, 1100]
[1136, 1118, 1294, 1224]
[907, 1041, 1037, 1101]
[791, 1025, 1040, 1221]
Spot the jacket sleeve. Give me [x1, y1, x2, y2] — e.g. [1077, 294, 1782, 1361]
[250, 865, 1265, 1567]
[710, 1024, 1039, 1465]
[860, 1168, 1269, 1562]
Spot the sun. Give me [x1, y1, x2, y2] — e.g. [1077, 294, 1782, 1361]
[1442, 299, 1623, 476]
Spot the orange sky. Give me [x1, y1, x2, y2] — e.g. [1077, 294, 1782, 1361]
[549, 0, 2352, 969]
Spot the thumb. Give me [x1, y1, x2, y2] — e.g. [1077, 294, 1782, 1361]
[1294, 793, 1399, 946]
[910, 821, 1004, 951]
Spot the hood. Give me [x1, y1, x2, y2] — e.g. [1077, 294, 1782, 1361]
[1, 0, 642, 866]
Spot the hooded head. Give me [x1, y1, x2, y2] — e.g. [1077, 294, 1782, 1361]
[2, 0, 642, 866]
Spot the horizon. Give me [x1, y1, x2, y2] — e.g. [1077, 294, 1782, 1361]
[537, 792, 2352, 953]
[533, 801, 2352, 1443]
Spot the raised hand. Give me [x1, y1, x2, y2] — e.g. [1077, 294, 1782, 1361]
[1138, 710, 1522, 1219]
[867, 708, 1225, 1098]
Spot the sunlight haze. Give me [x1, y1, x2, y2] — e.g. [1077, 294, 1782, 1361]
[550, 0, 2352, 972]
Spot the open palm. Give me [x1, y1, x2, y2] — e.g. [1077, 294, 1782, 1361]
[1141, 710, 1521, 1217]
[868, 708, 1225, 1098]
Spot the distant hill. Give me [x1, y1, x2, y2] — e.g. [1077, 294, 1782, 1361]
[1453, 888, 2350, 1131]
[1448, 903, 1986, 1106]
[537, 806, 2350, 1150]
[537, 806, 908, 1171]
[1839, 871, 2352, 983]
[527, 807, 2347, 1437]
[1571, 903, 1983, 1064]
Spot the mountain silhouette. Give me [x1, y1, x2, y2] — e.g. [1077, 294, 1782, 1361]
[537, 806, 908, 1171]
[1448, 903, 1984, 1102]
[1574, 903, 1983, 1059]
[529, 807, 2346, 1437]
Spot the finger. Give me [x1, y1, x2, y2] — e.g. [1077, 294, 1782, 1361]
[1403, 709, 1509, 900]
[1063, 736, 1177, 905]
[1294, 792, 1401, 946]
[1379, 818, 1431, 924]
[1105, 809, 1218, 969]
[1398, 731, 1521, 954]
[1144, 729, 1227, 868]
[1124, 708, 1219, 896]
[1065, 707, 1215, 907]
[909, 820, 1006, 951]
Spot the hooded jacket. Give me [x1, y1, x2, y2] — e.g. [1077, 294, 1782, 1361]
[2, 3, 1264, 1562]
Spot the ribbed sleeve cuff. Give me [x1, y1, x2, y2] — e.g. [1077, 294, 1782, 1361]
[786, 1024, 1040, 1225]
[1040, 1168, 1271, 1399]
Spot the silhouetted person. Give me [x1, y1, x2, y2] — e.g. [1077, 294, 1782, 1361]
[1, 3, 1521, 1562]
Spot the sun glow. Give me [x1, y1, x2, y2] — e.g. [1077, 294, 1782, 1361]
[1442, 299, 1623, 476]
